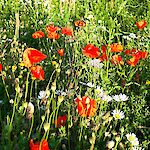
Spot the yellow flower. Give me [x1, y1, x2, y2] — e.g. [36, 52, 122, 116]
[12, 66, 17, 72]
[146, 80, 150, 85]
[19, 61, 25, 67]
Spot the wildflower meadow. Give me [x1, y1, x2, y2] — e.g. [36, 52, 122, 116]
[0, 0, 150, 149]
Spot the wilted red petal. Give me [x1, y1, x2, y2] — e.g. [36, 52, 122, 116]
[75, 96, 97, 117]
[23, 48, 47, 68]
[99, 53, 108, 62]
[136, 20, 147, 29]
[0, 63, 2, 72]
[82, 44, 100, 58]
[111, 55, 124, 65]
[57, 49, 64, 56]
[29, 139, 50, 150]
[61, 27, 73, 36]
[32, 31, 45, 39]
[55, 115, 67, 128]
[110, 43, 123, 53]
[30, 65, 44, 80]
[101, 45, 107, 53]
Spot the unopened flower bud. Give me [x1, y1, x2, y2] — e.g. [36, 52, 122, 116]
[106, 140, 115, 149]
[43, 122, 50, 132]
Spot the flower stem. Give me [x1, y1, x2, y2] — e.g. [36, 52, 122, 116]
[28, 115, 34, 139]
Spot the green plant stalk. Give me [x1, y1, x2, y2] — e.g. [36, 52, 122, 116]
[28, 115, 34, 139]
[29, 78, 35, 101]
[10, 92, 18, 125]
[2, 74, 10, 101]
[24, 72, 30, 102]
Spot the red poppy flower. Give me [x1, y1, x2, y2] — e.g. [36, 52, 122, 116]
[46, 25, 60, 33]
[126, 56, 139, 67]
[47, 32, 60, 39]
[75, 96, 97, 117]
[32, 31, 45, 39]
[30, 65, 44, 80]
[0, 63, 2, 72]
[110, 43, 123, 53]
[61, 27, 73, 36]
[23, 48, 47, 68]
[29, 139, 50, 150]
[55, 115, 67, 128]
[82, 44, 100, 58]
[57, 49, 64, 56]
[111, 55, 124, 65]
[136, 20, 147, 29]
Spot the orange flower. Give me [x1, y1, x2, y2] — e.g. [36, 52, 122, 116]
[55, 115, 67, 128]
[46, 25, 60, 33]
[30, 65, 44, 80]
[29, 139, 50, 150]
[136, 20, 147, 29]
[57, 49, 64, 56]
[74, 20, 86, 27]
[82, 44, 100, 58]
[110, 43, 123, 53]
[75, 96, 97, 117]
[47, 32, 60, 39]
[23, 48, 47, 68]
[32, 31, 45, 39]
[111, 55, 124, 65]
[61, 27, 73, 36]
[0, 63, 2, 72]
[126, 56, 139, 67]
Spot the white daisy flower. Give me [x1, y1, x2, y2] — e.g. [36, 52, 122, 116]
[112, 109, 125, 120]
[38, 91, 48, 99]
[126, 133, 139, 146]
[88, 59, 104, 69]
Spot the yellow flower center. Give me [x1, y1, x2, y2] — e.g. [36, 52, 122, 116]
[115, 114, 121, 119]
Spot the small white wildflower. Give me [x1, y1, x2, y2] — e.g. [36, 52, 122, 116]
[9, 99, 14, 104]
[55, 90, 67, 96]
[106, 140, 115, 149]
[87, 82, 95, 88]
[113, 94, 128, 102]
[119, 93, 128, 101]
[131, 147, 144, 150]
[113, 95, 120, 102]
[129, 33, 137, 39]
[87, 14, 94, 19]
[95, 86, 104, 97]
[38, 91, 48, 99]
[98, 20, 102, 24]
[101, 94, 112, 102]
[88, 59, 104, 69]
[112, 109, 125, 120]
